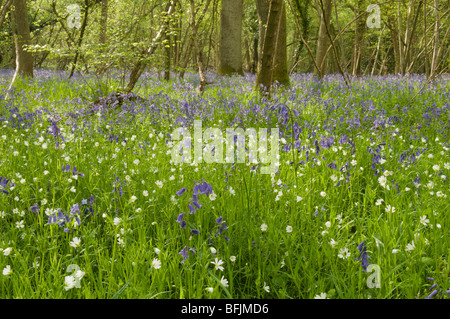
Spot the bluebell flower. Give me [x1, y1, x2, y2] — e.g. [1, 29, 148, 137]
[179, 247, 188, 262]
[0, 176, 11, 194]
[355, 241, 370, 271]
[176, 213, 186, 229]
[188, 204, 196, 214]
[215, 217, 223, 224]
[191, 229, 200, 235]
[179, 246, 196, 263]
[429, 283, 438, 291]
[193, 201, 201, 209]
[426, 289, 439, 299]
[72, 166, 84, 177]
[29, 203, 40, 213]
[327, 162, 337, 169]
[176, 187, 186, 196]
[193, 181, 213, 196]
[70, 203, 80, 215]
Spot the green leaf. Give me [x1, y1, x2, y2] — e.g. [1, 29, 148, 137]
[208, 270, 232, 298]
[111, 277, 132, 299]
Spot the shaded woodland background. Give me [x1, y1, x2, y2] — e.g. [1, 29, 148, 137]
[0, 0, 449, 94]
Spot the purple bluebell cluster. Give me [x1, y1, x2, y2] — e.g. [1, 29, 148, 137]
[46, 197, 94, 233]
[179, 246, 197, 264]
[176, 213, 186, 229]
[29, 203, 40, 213]
[355, 241, 370, 271]
[175, 181, 218, 263]
[214, 216, 229, 242]
[112, 176, 126, 197]
[62, 165, 85, 178]
[424, 277, 450, 299]
[0, 176, 13, 194]
[46, 209, 77, 233]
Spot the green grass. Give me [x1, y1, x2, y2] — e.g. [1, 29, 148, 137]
[0, 70, 449, 299]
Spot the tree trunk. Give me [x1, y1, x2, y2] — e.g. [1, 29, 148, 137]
[255, 0, 287, 94]
[430, 0, 440, 79]
[256, 0, 269, 72]
[189, 0, 211, 94]
[69, 0, 89, 79]
[251, 35, 258, 73]
[205, 0, 219, 71]
[371, 27, 384, 76]
[390, 15, 400, 74]
[12, 0, 33, 77]
[219, 0, 243, 76]
[7, 0, 33, 96]
[164, 4, 172, 81]
[99, 0, 108, 44]
[315, 0, 332, 77]
[423, 0, 429, 76]
[124, 1, 175, 93]
[272, 3, 289, 85]
[244, 38, 251, 72]
[164, 33, 171, 81]
[333, 0, 346, 74]
[255, 0, 289, 90]
[351, 0, 366, 76]
[0, 0, 13, 30]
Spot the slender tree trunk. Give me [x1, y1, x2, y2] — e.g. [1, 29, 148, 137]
[315, 0, 332, 77]
[390, 15, 400, 73]
[352, 0, 366, 76]
[7, 0, 33, 96]
[371, 27, 384, 76]
[255, 0, 289, 89]
[205, 0, 218, 71]
[12, 0, 33, 77]
[255, 0, 286, 95]
[333, 0, 346, 74]
[189, 0, 211, 94]
[164, 5, 172, 81]
[251, 35, 258, 73]
[423, 0, 430, 76]
[379, 46, 390, 75]
[244, 38, 251, 72]
[164, 33, 171, 81]
[173, 2, 181, 71]
[219, 0, 243, 76]
[179, 40, 193, 79]
[430, 0, 440, 79]
[99, 0, 108, 44]
[69, 0, 89, 79]
[272, 3, 289, 85]
[0, 0, 12, 30]
[124, 1, 175, 93]
[256, 0, 269, 71]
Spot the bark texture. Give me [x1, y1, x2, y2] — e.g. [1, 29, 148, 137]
[219, 0, 243, 76]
